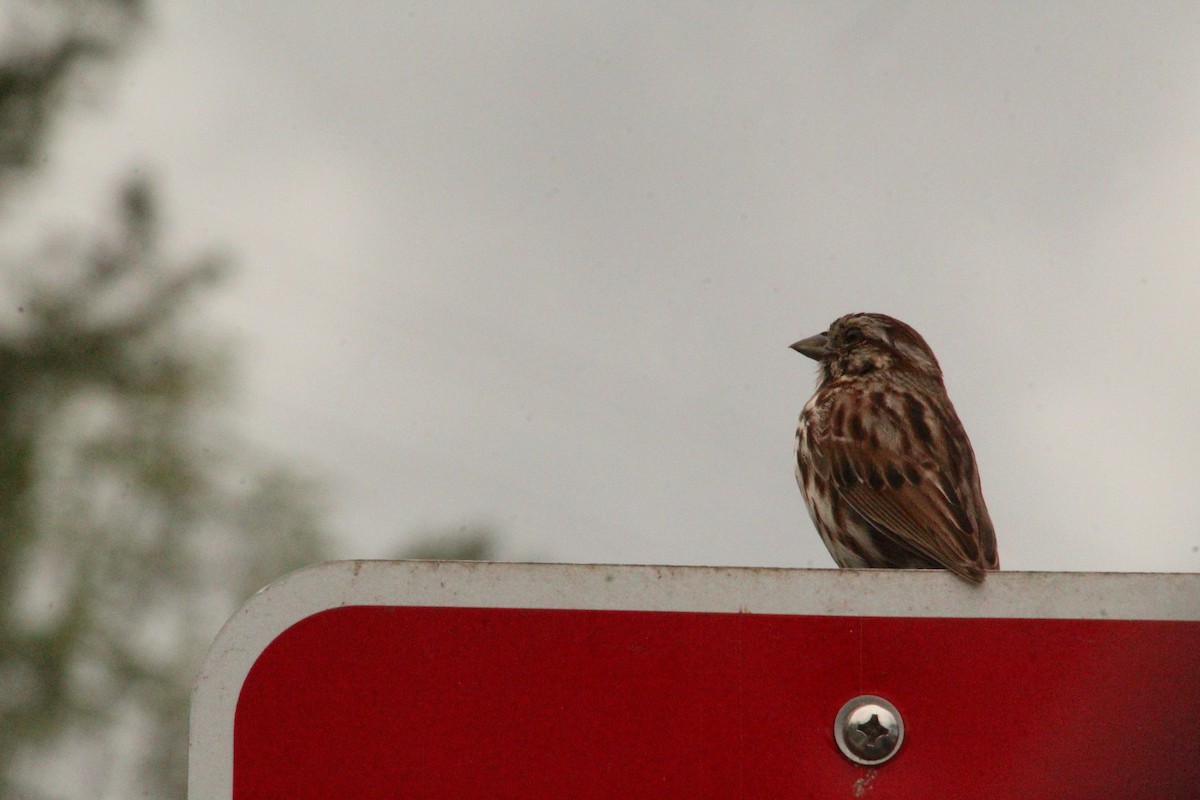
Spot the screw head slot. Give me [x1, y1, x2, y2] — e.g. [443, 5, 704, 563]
[834, 695, 904, 766]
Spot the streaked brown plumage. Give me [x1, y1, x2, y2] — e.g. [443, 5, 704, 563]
[792, 313, 999, 583]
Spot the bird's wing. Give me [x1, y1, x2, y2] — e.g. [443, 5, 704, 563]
[808, 385, 988, 582]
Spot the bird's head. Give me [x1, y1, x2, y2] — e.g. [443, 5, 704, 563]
[791, 312, 942, 384]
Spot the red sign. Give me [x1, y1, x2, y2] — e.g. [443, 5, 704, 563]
[190, 563, 1200, 798]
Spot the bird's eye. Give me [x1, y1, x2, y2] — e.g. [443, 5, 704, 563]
[844, 327, 864, 344]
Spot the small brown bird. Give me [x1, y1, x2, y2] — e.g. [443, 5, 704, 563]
[792, 313, 999, 583]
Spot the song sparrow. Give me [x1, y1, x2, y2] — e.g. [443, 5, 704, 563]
[792, 313, 999, 583]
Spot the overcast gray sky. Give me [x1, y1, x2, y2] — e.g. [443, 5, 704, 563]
[24, 2, 1200, 573]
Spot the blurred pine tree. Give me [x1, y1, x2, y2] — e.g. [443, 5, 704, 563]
[0, 3, 330, 798]
[0, 5, 507, 796]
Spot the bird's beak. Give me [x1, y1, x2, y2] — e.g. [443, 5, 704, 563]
[790, 332, 830, 360]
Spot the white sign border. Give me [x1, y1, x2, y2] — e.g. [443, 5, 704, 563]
[189, 562, 1200, 799]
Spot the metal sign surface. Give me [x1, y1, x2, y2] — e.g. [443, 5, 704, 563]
[190, 562, 1200, 798]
